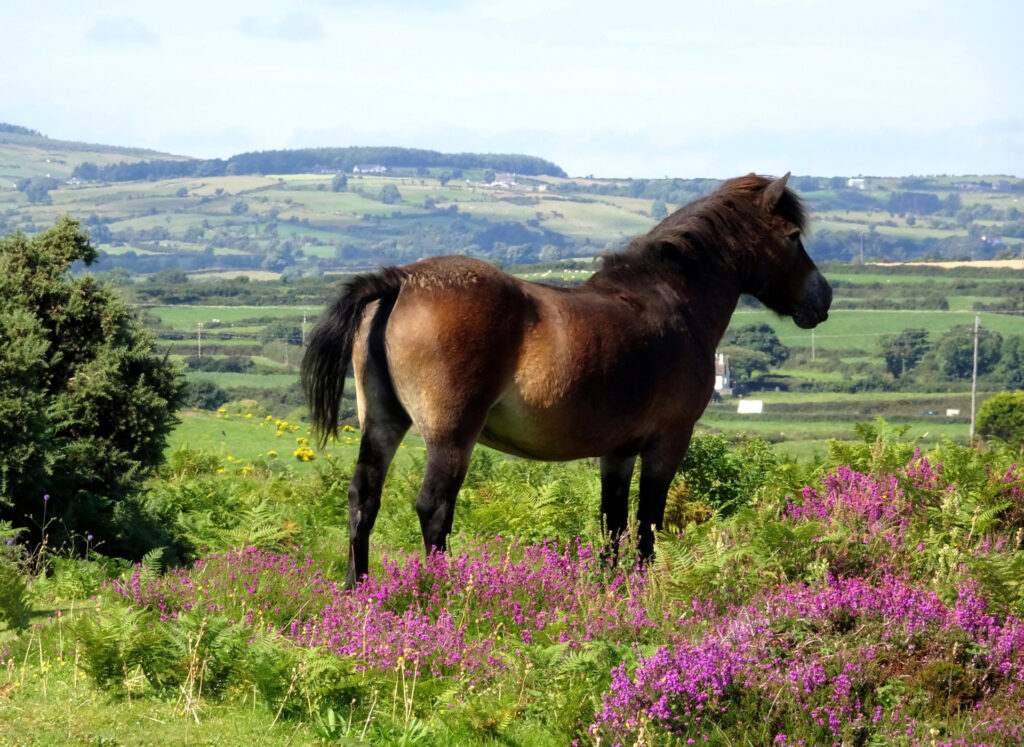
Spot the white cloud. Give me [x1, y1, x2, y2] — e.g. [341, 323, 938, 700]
[85, 18, 158, 45]
[237, 12, 325, 41]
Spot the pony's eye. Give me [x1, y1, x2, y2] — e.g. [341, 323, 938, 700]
[787, 231, 801, 242]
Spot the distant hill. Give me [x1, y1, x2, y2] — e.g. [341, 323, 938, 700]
[1, 123, 1022, 276]
[72, 146, 567, 183]
[0, 123, 43, 137]
[0, 124, 188, 182]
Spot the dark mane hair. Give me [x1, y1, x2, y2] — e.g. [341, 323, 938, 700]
[589, 174, 806, 288]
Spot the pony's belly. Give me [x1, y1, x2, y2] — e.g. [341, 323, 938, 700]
[476, 426, 593, 461]
[479, 397, 627, 461]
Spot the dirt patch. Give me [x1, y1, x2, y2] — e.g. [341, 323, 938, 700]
[870, 259, 1024, 270]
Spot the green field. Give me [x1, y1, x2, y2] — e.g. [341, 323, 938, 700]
[825, 271, 1010, 285]
[187, 372, 300, 389]
[732, 308, 1024, 350]
[148, 305, 310, 328]
[169, 409, 427, 470]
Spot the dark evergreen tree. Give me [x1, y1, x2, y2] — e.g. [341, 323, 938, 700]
[0, 218, 184, 554]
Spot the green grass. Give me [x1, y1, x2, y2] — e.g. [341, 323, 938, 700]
[161, 337, 262, 350]
[812, 217, 962, 240]
[147, 305, 310, 328]
[187, 372, 301, 389]
[825, 272, 1008, 285]
[747, 390, 979, 405]
[696, 411, 969, 445]
[169, 409, 426, 470]
[946, 294, 1002, 311]
[730, 308, 1024, 350]
[0, 659, 308, 745]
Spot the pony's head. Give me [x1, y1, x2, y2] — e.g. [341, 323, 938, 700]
[723, 172, 832, 329]
[596, 172, 832, 330]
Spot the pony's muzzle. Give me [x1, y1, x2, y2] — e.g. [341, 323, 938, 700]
[792, 272, 832, 329]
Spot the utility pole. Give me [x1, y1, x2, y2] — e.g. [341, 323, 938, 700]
[969, 314, 979, 446]
[197, 322, 203, 359]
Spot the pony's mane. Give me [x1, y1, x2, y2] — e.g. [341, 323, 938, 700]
[589, 174, 806, 287]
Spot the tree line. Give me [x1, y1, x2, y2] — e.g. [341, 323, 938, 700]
[71, 147, 567, 183]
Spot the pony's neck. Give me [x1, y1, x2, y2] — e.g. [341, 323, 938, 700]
[667, 262, 744, 352]
[591, 235, 748, 353]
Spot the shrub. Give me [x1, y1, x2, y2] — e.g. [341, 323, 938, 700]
[0, 218, 184, 555]
[181, 379, 229, 410]
[977, 390, 1024, 447]
[676, 434, 778, 515]
[220, 398, 269, 417]
[0, 523, 30, 630]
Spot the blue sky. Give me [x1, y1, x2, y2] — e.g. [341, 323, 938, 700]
[2, 0, 1021, 178]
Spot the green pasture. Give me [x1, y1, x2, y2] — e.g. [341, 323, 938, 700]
[104, 210, 211, 231]
[188, 175, 279, 196]
[453, 196, 552, 224]
[100, 243, 166, 256]
[696, 411, 969, 447]
[946, 294, 1002, 311]
[749, 390, 977, 406]
[187, 371, 299, 389]
[264, 188, 390, 214]
[825, 271, 1010, 285]
[959, 190, 1024, 207]
[187, 270, 283, 282]
[812, 217, 963, 241]
[147, 305, 308, 328]
[161, 338, 262, 352]
[539, 198, 656, 242]
[0, 139, 175, 181]
[169, 409, 426, 469]
[732, 308, 1024, 350]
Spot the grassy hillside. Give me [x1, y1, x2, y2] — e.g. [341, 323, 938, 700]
[0, 129, 187, 183]
[2, 131, 1022, 277]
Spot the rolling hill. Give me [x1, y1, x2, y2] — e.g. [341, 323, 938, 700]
[1, 124, 1022, 278]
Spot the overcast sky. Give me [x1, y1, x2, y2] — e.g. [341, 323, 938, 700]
[2, 0, 1021, 178]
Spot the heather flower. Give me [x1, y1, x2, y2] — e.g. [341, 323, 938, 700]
[107, 538, 654, 681]
[590, 573, 1024, 745]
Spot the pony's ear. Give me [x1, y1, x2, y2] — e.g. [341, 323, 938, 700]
[759, 172, 791, 212]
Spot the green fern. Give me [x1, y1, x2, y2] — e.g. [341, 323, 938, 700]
[216, 501, 294, 550]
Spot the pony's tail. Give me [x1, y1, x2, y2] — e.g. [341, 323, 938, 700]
[301, 266, 404, 445]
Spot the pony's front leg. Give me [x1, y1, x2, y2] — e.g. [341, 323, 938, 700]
[599, 453, 637, 560]
[415, 442, 474, 556]
[637, 438, 690, 560]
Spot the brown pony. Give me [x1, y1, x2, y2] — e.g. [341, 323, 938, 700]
[303, 172, 831, 589]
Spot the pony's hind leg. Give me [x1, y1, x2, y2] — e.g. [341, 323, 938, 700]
[346, 416, 409, 589]
[415, 440, 475, 557]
